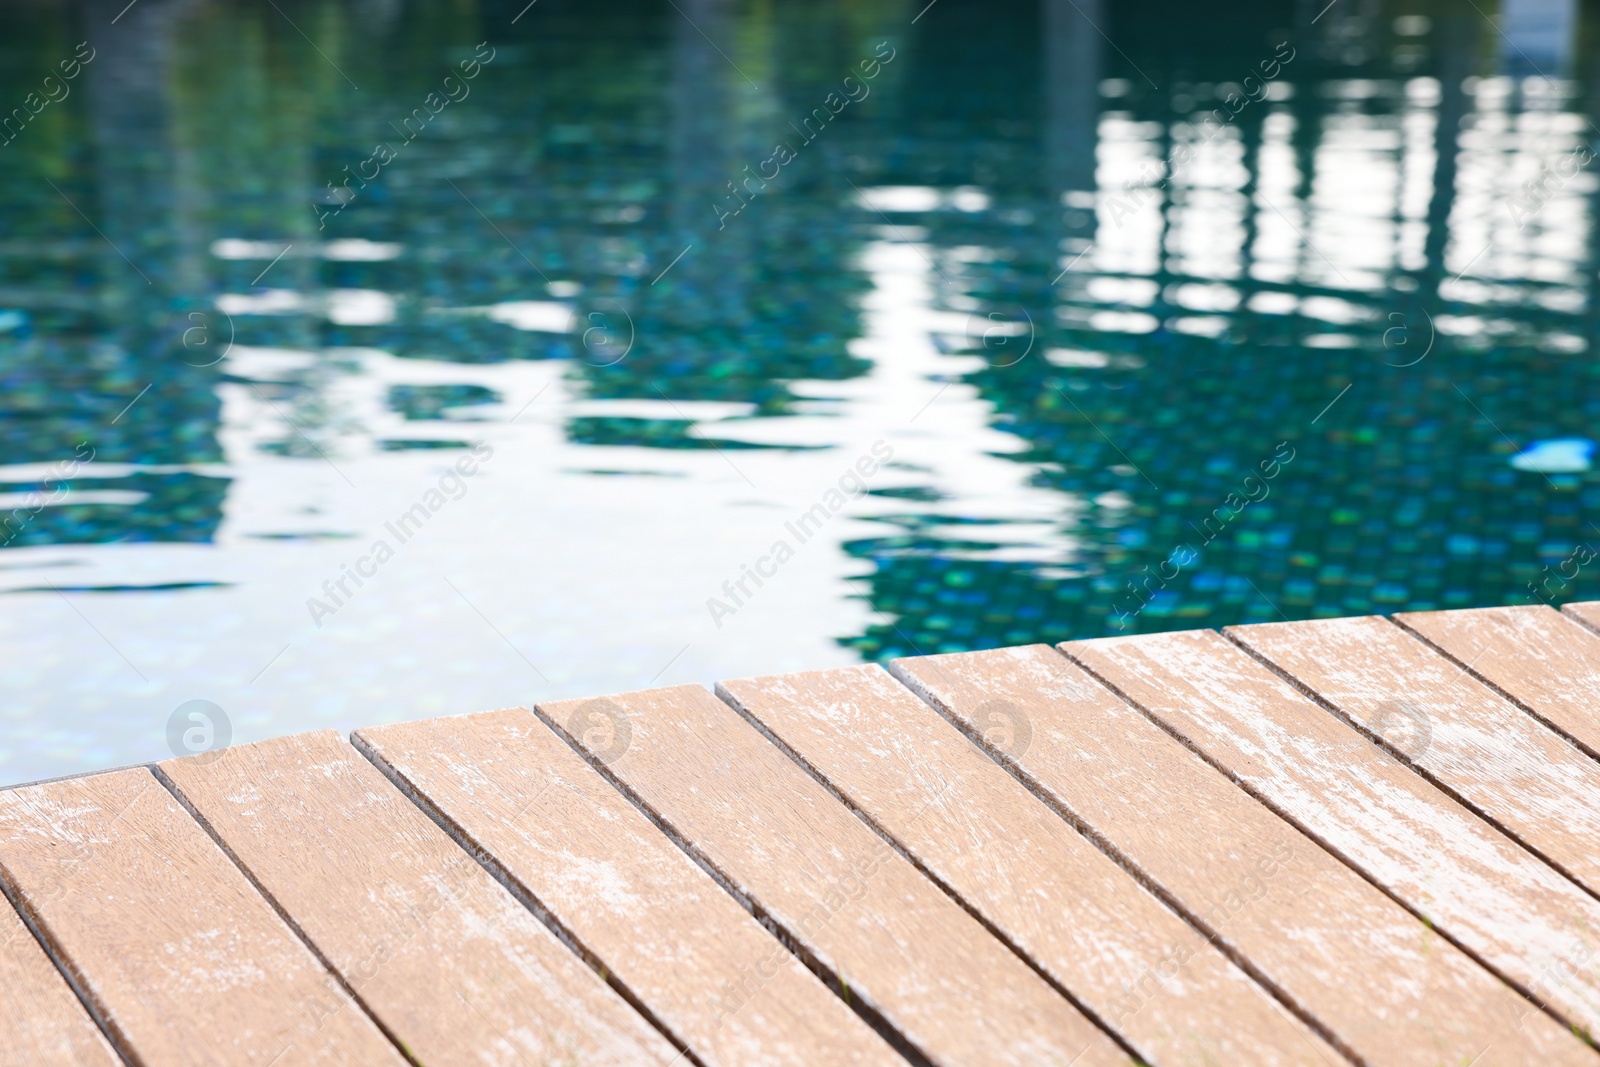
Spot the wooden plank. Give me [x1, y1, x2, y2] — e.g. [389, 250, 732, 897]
[159, 730, 679, 1067]
[720, 665, 1343, 1066]
[1396, 605, 1600, 761]
[0, 767, 404, 1067]
[1231, 615, 1600, 897]
[1065, 629, 1600, 1044]
[353, 708, 905, 1067]
[0, 891, 121, 1066]
[540, 685, 1134, 1067]
[891, 644, 1598, 1066]
[1564, 600, 1600, 637]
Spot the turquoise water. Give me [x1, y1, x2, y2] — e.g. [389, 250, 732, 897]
[2, 0, 1598, 783]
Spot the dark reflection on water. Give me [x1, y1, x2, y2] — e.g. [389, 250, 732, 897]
[2, 0, 1599, 771]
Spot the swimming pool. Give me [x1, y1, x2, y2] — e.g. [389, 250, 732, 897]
[2, 0, 1596, 783]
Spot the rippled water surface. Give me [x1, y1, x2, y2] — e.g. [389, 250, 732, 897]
[3, 0, 1599, 782]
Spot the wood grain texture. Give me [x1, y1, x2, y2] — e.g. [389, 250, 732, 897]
[0, 767, 404, 1067]
[892, 644, 1597, 1067]
[1564, 600, 1600, 637]
[1065, 628, 1600, 1044]
[1396, 605, 1600, 761]
[721, 664, 1342, 1067]
[542, 684, 1133, 1067]
[354, 708, 902, 1067]
[159, 729, 679, 1067]
[0, 891, 121, 1066]
[1232, 615, 1600, 897]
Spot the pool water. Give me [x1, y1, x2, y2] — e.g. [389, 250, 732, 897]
[2, 0, 1598, 783]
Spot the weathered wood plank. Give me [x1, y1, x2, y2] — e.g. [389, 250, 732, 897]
[1396, 605, 1600, 761]
[353, 708, 904, 1067]
[0, 892, 121, 1066]
[1564, 601, 1600, 635]
[721, 664, 1343, 1066]
[0, 767, 404, 1067]
[891, 644, 1597, 1066]
[159, 730, 679, 1067]
[1232, 615, 1600, 897]
[1065, 629, 1600, 1043]
[541, 685, 1134, 1067]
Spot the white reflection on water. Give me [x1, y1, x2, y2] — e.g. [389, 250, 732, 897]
[5, 0, 1600, 784]
[0, 230, 1075, 784]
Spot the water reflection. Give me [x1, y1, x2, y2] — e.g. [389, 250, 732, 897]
[2, 0, 1599, 780]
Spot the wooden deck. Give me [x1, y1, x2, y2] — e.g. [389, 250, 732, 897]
[4, 605, 1600, 1066]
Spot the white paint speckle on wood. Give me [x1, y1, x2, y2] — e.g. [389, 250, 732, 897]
[548, 683, 1133, 1067]
[724, 662, 1340, 1066]
[893, 642, 1594, 1066]
[1233, 614, 1600, 899]
[359, 707, 905, 1067]
[0, 767, 404, 1066]
[1070, 629, 1600, 1042]
[162, 729, 677, 1067]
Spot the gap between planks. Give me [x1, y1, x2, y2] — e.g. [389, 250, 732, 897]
[526, 700, 954, 1067]
[0, 846, 128, 1067]
[343, 729, 708, 1067]
[151, 762, 427, 1067]
[535, 685, 1131, 1067]
[354, 710, 910, 1067]
[718, 666, 1349, 1066]
[1063, 631, 1600, 1047]
[1396, 616, 1600, 762]
[5, 607, 1598, 1064]
[1060, 643, 1576, 1041]
[876, 655, 1365, 1064]
[0, 768, 406, 1067]
[704, 678, 1161, 1065]
[1222, 618, 1600, 907]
